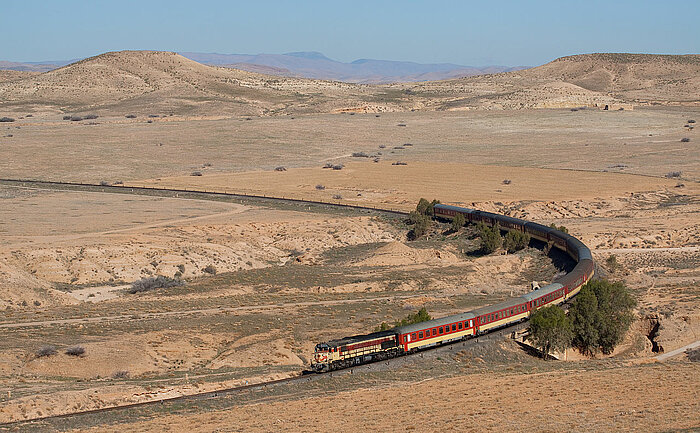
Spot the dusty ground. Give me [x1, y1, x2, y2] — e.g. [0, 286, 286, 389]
[0, 107, 698, 431]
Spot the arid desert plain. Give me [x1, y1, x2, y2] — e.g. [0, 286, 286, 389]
[0, 51, 699, 431]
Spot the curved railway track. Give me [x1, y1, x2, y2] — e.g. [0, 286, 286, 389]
[0, 178, 593, 428]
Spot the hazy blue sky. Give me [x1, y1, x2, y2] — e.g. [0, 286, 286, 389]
[2, 0, 697, 65]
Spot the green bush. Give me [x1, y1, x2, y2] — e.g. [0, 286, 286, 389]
[450, 213, 465, 232]
[569, 279, 636, 356]
[527, 305, 572, 358]
[549, 223, 569, 233]
[408, 211, 430, 240]
[504, 230, 530, 253]
[478, 222, 502, 253]
[416, 198, 439, 216]
[375, 307, 432, 331]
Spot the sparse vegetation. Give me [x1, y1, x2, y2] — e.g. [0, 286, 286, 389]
[0, 117, 15, 122]
[315, 184, 325, 190]
[605, 254, 620, 272]
[392, 161, 408, 166]
[112, 370, 130, 379]
[680, 137, 690, 142]
[376, 307, 432, 331]
[407, 211, 430, 240]
[125, 114, 137, 119]
[549, 223, 569, 233]
[65, 345, 86, 357]
[351, 152, 369, 158]
[202, 265, 217, 275]
[527, 305, 573, 359]
[503, 230, 530, 253]
[477, 222, 502, 253]
[129, 276, 183, 294]
[70, 116, 83, 122]
[502, 179, 512, 185]
[569, 279, 636, 356]
[99, 180, 111, 186]
[36, 345, 57, 358]
[191, 171, 203, 176]
[332, 194, 342, 200]
[665, 171, 682, 178]
[274, 166, 287, 171]
[332, 164, 344, 170]
[62, 115, 72, 120]
[84, 114, 98, 120]
[450, 213, 465, 232]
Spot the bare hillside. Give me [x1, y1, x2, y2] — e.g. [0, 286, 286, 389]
[404, 53, 699, 110]
[0, 51, 388, 116]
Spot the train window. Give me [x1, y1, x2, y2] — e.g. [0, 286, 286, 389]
[439, 327, 443, 334]
[412, 333, 417, 341]
[452, 324, 456, 332]
[419, 332, 423, 339]
[458, 322, 463, 330]
[432, 329, 436, 336]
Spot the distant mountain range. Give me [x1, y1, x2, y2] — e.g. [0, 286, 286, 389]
[0, 51, 528, 83]
[180, 51, 529, 83]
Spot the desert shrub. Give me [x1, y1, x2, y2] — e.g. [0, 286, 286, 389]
[202, 265, 217, 275]
[99, 180, 111, 186]
[112, 370, 130, 379]
[62, 115, 72, 120]
[397, 123, 406, 127]
[549, 223, 569, 233]
[315, 184, 325, 190]
[125, 114, 137, 119]
[378, 144, 386, 149]
[392, 161, 407, 166]
[403, 143, 413, 146]
[569, 279, 636, 356]
[680, 137, 690, 142]
[408, 211, 430, 240]
[129, 276, 183, 294]
[393, 146, 404, 150]
[688, 119, 696, 123]
[605, 254, 620, 272]
[274, 166, 286, 171]
[665, 171, 682, 178]
[478, 222, 502, 253]
[26, 114, 33, 117]
[332, 194, 342, 200]
[503, 230, 530, 253]
[332, 164, 344, 170]
[65, 346, 86, 357]
[148, 114, 159, 118]
[202, 162, 212, 168]
[322, 162, 334, 169]
[527, 305, 572, 359]
[36, 345, 57, 358]
[373, 157, 380, 163]
[70, 116, 83, 121]
[0, 117, 15, 122]
[375, 307, 431, 331]
[502, 179, 512, 185]
[351, 152, 369, 158]
[450, 213, 466, 232]
[113, 180, 124, 185]
[191, 171, 203, 176]
[84, 114, 98, 120]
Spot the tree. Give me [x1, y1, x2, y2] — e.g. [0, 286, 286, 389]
[527, 305, 572, 359]
[478, 222, 502, 253]
[451, 213, 466, 232]
[503, 230, 531, 253]
[569, 279, 636, 356]
[416, 198, 439, 216]
[408, 211, 430, 240]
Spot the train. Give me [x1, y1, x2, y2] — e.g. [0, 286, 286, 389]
[311, 203, 595, 372]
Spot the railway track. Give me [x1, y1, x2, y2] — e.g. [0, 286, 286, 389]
[0, 177, 584, 429]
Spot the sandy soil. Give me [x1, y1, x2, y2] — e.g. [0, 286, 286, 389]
[77, 362, 700, 433]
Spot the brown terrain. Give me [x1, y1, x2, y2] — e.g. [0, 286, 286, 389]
[0, 51, 699, 431]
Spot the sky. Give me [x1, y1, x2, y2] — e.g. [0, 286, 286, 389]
[1, 0, 698, 66]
